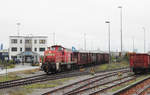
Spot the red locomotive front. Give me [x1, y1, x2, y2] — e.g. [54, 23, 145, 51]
[42, 45, 74, 74]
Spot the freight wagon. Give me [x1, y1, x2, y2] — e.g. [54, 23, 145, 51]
[41, 45, 109, 74]
[130, 53, 150, 74]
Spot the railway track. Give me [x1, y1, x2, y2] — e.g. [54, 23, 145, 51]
[138, 84, 150, 95]
[42, 68, 130, 95]
[67, 74, 135, 95]
[0, 74, 47, 85]
[0, 70, 86, 89]
[88, 76, 137, 95]
[0, 67, 128, 89]
[113, 75, 150, 95]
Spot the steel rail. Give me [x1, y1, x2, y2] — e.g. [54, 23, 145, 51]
[0, 67, 129, 89]
[90, 76, 137, 95]
[66, 74, 135, 95]
[42, 68, 129, 95]
[112, 75, 150, 95]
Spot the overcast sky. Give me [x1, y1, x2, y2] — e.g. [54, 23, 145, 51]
[0, 0, 149, 52]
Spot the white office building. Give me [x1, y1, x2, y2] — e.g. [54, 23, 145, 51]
[9, 35, 48, 63]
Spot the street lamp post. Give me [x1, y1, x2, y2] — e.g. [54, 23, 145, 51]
[49, 32, 56, 45]
[118, 6, 123, 55]
[84, 33, 86, 51]
[132, 36, 134, 52]
[105, 21, 111, 64]
[4, 58, 8, 81]
[53, 32, 55, 45]
[143, 27, 146, 53]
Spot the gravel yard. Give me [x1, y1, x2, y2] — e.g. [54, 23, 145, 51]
[0, 62, 129, 95]
[0, 74, 93, 95]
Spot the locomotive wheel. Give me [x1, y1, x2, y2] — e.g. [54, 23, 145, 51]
[133, 68, 138, 74]
[46, 65, 51, 74]
[67, 64, 71, 70]
[57, 63, 61, 72]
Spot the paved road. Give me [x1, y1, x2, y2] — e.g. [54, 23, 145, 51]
[0, 63, 39, 75]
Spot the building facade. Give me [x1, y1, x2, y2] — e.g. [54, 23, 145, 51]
[9, 35, 48, 63]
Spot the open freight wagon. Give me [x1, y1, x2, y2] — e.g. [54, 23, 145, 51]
[130, 53, 150, 74]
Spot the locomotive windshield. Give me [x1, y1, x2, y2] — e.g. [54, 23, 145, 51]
[58, 47, 63, 51]
[50, 47, 55, 50]
[49, 46, 63, 51]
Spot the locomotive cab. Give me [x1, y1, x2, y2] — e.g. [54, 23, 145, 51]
[42, 45, 71, 74]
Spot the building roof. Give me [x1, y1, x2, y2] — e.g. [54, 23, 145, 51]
[77, 50, 106, 53]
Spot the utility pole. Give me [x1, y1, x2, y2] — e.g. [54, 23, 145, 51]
[143, 27, 146, 53]
[53, 32, 55, 45]
[84, 33, 86, 51]
[4, 58, 8, 81]
[91, 40, 93, 50]
[118, 6, 123, 55]
[132, 36, 134, 52]
[6, 61, 7, 80]
[105, 21, 111, 64]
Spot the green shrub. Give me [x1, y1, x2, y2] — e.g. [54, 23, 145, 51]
[8, 60, 14, 64]
[0, 59, 2, 64]
[7, 64, 15, 69]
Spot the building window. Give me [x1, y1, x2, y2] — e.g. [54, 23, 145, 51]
[11, 39, 17, 44]
[50, 47, 55, 50]
[34, 48, 37, 51]
[11, 56, 17, 60]
[58, 47, 63, 51]
[20, 48, 22, 51]
[34, 40, 37, 44]
[39, 48, 45, 52]
[25, 48, 32, 51]
[25, 39, 32, 44]
[11, 47, 17, 52]
[39, 40, 46, 44]
[20, 40, 22, 44]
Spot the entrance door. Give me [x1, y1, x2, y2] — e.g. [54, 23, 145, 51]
[25, 56, 32, 63]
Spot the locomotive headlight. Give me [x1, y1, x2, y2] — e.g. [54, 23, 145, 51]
[51, 53, 55, 56]
[47, 53, 55, 56]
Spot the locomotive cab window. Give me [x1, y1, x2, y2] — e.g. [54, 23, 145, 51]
[50, 47, 55, 50]
[58, 47, 63, 51]
[62, 51, 64, 55]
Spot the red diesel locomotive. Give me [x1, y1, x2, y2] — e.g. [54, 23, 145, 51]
[41, 45, 109, 74]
